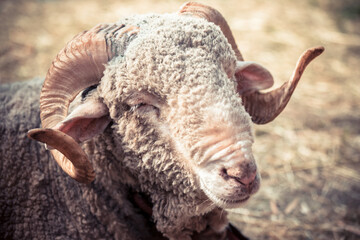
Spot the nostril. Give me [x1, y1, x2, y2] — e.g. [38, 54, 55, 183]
[235, 174, 256, 186]
[220, 168, 230, 180]
[224, 167, 257, 186]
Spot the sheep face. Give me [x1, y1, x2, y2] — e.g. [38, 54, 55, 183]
[99, 15, 260, 209]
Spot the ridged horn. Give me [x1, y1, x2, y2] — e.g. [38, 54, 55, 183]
[179, 2, 324, 124]
[28, 24, 139, 183]
[178, 2, 243, 61]
[242, 46, 324, 124]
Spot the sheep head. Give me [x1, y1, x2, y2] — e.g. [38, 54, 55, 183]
[28, 2, 324, 213]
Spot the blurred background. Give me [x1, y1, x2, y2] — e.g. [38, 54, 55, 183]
[0, 0, 359, 239]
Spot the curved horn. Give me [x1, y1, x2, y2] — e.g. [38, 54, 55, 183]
[179, 2, 243, 61]
[242, 46, 324, 124]
[28, 128, 94, 183]
[28, 24, 139, 183]
[179, 2, 324, 124]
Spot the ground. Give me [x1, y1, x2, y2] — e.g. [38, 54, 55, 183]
[1, 0, 359, 239]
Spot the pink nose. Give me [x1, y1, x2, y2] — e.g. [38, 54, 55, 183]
[223, 166, 257, 186]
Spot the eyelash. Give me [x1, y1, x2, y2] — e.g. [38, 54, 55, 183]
[131, 103, 147, 111]
[130, 103, 159, 116]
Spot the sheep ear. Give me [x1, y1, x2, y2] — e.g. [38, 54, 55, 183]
[235, 61, 274, 94]
[53, 100, 111, 143]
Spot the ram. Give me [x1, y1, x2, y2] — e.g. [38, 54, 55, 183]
[0, 2, 323, 240]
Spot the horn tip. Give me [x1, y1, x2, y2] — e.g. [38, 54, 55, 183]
[310, 46, 325, 56]
[27, 128, 57, 141]
[27, 128, 45, 141]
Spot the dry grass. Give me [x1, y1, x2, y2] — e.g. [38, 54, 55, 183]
[1, 0, 359, 239]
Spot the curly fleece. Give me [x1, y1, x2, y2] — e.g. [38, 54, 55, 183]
[1, 78, 162, 239]
[1, 13, 252, 240]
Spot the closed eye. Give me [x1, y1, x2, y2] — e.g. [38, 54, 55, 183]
[130, 102, 147, 111]
[130, 102, 160, 117]
[125, 91, 162, 117]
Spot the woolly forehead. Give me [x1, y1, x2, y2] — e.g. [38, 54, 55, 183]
[100, 14, 238, 105]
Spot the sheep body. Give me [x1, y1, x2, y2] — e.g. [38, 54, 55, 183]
[0, 1, 324, 237]
[1, 13, 240, 239]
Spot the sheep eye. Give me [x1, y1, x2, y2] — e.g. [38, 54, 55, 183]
[130, 102, 159, 116]
[126, 92, 161, 116]
[132, 102, 147, 110]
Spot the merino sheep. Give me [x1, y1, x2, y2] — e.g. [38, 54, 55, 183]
[0, 2, 324, 240]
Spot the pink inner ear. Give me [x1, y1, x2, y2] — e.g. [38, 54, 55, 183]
[57, 116, 111, 143]
[54, 100, 111, 143]
[235, 61, 274, 94]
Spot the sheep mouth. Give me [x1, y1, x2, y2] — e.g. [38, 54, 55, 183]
[200, 179, 250, 209]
